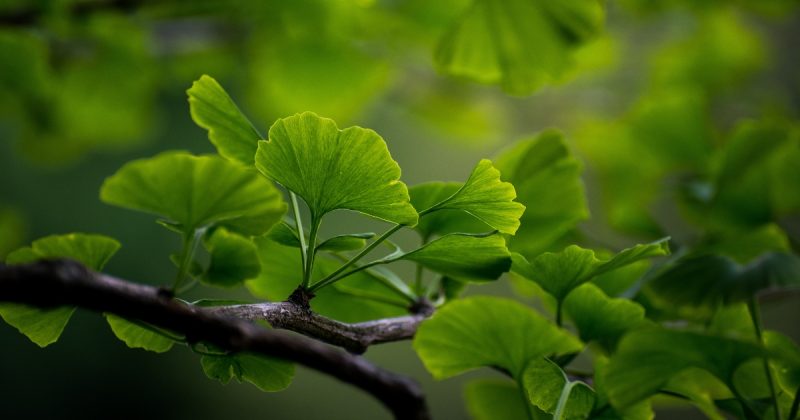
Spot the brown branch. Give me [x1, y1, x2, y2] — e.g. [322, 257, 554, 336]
[0, 259, 430, 420]
[210, 302, 430, 354]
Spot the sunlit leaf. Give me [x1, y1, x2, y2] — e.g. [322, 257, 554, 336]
[522, 358, 596, 419]
[1, 233, 120, 347]
[105, 314, 176, 353]
[393, 233, 511, 282]
[100, 151, 286, 235]
[255, 112, 417, 225]
[494, 131, 588, 256]
[409, 182, 490, 240]
[413, 296, 581, 378]
[422, 159, 525, 235]
[202, 228, 261, 288]
[201, 352, 294, 392]
[187, 75, 262, 164]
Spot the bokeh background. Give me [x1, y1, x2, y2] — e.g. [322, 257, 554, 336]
[1, 0, 799, 418]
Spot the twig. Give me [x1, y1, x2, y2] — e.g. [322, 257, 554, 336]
[0, 259, 430, 420]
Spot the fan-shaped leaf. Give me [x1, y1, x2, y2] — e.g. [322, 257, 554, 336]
[201, 352, 294, 392]
[1, 233, 120, 347]
[202, 228, 261, 287]
[255, 112, 417, 225]
[465, 379, 543, 420]
[395, 233, 511, 282]
[522, 358, 596, 419]
[422, 159, 525, 235]
[512, 239, 670, 302]
[605, 328, 766, 409]
[413, 296, 581, 379]
[106, 315, 176, 353]
[187, 75, 262, 164]
[495, 131, 588, 256]
[100, 151, 286, 236]
[409, 182, 491, 240]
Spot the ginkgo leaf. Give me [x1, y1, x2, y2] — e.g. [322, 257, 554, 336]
[202, 228, 261, 288]
[187, 75, 263, 164]
[394, 233, 511, 282]
[255, 112, 417, 225]
[1, 233, 120, 347]
[436, 0, 604, 95]
[100, 151, 286, 236]
[465, 379, 542, 420]
[409, 182, 491, 240]
[316, 233, 374, 252]
[105, 314, 176, 353]
[494, 131, 589, 256]
[522, 358, 596, 419]
[646, 252, 800, 309]
[421, 159, 525, 235]
[605, 328, 766, 409]
[512, 239, 670, 302]
[413, 296, 581, 379]
[563, 284, 649, 354]
[201, 352, 294, 392]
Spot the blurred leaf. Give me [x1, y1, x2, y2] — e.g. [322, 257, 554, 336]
[512, 239, 670, 302]
[522, 358, 596, 419]
[592, 357, 654, 420]
[422, 159, 525, 235]
[605, 328, 766, 409]
[1, 233, 120, 347]
[563, 284, 648, 354]
[201, 352, 294, 392]
[255, 112, 417, 225]
[646, 252, 800, 309]
[662, 369, 730, 420]
[435, 0, 604, 94]
[202, 228, 261, 288]
[187, 75, 263, 165]
[494, 131, 588, 255]
[413, 296, 581, 378]
[105, 315, 176, 353]
[101, 151, 286, 235]
[465, 379, 544, 420]
[409, 182, 491, 240]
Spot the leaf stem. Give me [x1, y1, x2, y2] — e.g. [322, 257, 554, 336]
[172, 228, 203, 292]
[556, 300, 563, 327]
[553, 381, 578, 420]
[516, 378, 535, 420]
[310, 224, 403, 291]
[748, 297, 781, 420]
[414, 264, 424, 296]
[301, 216, 321, 288]
[789, 385, 800, 420]
[289, 192, 308, 278]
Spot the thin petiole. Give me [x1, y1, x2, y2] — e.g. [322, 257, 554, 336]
[172, 228, 203, 292]
[289, 192, 308, 278]
[301, 217, 321, 288]
[748, 297, 781, 420]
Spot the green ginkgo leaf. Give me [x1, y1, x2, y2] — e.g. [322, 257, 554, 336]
[316, 233, 374, 252]
[413, 296, 581, 379]
[605, 328, 766, 409]
[201, 352, 294, 392]
[105, 314, 177, 353]
[420, 159, 525, 235]
[512, 239, 670, 303]
[494, 131, 589, 256]
[409, 182, 491, 240]
[394, 233, 511, 282]
[1, 233, 120, 347]
[100, 151, 286, 236]
[187, 75, 262, 164]
[646, 252, 800, 309]
[465, 379, 544, 420]
[563, 284, 648, 354]
[522, 358, 596, 419]
[436, 0, 604, 95]
[255, 112, 417, 225]
[202, 228, 261, 288]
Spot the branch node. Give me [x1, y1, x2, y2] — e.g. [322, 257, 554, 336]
[408, 298, 434, 317]
[287, 286, 315, 309]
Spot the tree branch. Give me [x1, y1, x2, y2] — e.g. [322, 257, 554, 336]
[0, 259, 430, 420]
[210, 302, 430, 354]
